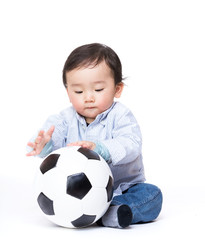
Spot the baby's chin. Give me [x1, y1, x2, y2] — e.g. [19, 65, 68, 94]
[84, 115, 98, 124]
[77, 113, 97, 124]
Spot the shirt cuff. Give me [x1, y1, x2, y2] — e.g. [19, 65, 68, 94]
[94, 142, 111, 162]
[38, 140, 53, 158]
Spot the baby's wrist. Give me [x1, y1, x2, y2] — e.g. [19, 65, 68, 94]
[94, 142, 111, 162]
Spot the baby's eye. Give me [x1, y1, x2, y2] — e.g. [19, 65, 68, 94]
[95, 88, 104, 92]
[75, 91, 83, 94]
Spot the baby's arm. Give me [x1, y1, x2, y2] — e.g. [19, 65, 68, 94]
[26, 125, 55, 157]
[101, 109, 142, 166]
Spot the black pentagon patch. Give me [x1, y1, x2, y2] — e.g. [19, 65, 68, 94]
[78, 147, 100, 160]
[66, 173, 92, 199]
[106, 176, 114, 202]
[37, 192, 54, 215]
[71, 214, 96, 228]
[40, 154, 60, 174]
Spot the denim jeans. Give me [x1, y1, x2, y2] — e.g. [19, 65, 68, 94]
[111, 183, 163, 224]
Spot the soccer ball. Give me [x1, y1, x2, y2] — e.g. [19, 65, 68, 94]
[35, 146, 114, 228]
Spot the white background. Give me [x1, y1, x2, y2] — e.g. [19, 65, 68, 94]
[0, 0, 205, 239]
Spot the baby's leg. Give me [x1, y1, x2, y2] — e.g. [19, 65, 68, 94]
[97, 183, 162, 228]
[112, 183, 163, 224]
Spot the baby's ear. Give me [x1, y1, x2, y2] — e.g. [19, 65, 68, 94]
[115, 83, 124, 98]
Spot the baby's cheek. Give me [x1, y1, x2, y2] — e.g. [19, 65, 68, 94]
[72, 101, 83, 113]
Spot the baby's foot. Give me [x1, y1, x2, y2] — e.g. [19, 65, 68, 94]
[97, 205, 133, 228]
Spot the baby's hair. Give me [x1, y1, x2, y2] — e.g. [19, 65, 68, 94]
[62, 43, 123, 88]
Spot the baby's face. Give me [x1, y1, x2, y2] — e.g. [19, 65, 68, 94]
[65, 61, 123, 123]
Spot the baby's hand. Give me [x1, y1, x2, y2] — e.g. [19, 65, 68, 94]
[26, 125, 55, 156]
[67, 141, 96, 150]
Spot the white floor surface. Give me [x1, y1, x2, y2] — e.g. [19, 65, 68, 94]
[1, 174, 204, 240]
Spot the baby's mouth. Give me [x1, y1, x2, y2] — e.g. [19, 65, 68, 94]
[85, 106, 96, 109]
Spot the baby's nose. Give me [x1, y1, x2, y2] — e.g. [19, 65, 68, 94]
[85, 93, 95, 102]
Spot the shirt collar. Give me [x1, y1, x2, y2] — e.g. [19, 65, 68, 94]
[75, 102, 116, 126]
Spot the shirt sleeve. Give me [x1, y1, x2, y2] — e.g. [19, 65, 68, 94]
[101, 108, 142, 166]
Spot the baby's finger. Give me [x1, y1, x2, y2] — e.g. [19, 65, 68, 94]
[69, 141, 78, 145]
[81, 143, 89, 148]
[27, 142, 36, 149]
[26, 150, 37, 156]
[38, 130, 45, 137]
[35, 135, 42, 144]
[47, 125, 55, 137]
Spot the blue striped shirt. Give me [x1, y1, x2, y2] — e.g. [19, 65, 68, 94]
[31, 102, 145, 196]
